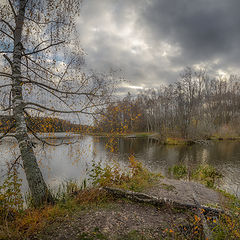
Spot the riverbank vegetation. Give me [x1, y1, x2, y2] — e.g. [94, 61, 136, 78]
[1, 158, 240, 239]
[168, 164, 223, 188]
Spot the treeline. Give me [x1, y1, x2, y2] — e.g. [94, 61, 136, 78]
[0, 116, 91, 133]
[96, 67, 240, 139]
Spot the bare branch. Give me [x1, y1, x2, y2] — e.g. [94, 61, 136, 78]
[24, 16, 65, 25]
[0, 84, 12, 89]
[3, 54, 13, 66]
[0, 72, 12, 78]
[0, 124, 16, 140]
[20, 63, 56, 84]
[0, 50, 13, 54]
[8, 156, 21, 174]
[25, 121, 63, 147]
[7, 0, 17, 18]
[20, 76, 103, 97]
[0, 29, 14, 40]
[23, 41, 65, 56]
[57, 58, 74, 88]
[32, 40, 50, 52]
[24, 55, 59, 77]
[24, 102, 106, 114]
[36, 84, 77, 113]
[24, 110, 62, 147]
[1, 106, 13, 111]
[0, 19, 14, 32]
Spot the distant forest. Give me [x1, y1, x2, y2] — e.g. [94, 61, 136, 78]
[0, 115, 91, 133]
[96, 67, 240, 139]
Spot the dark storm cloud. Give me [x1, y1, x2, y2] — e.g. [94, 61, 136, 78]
[77, 0, 240, 93]
[140, 0, 240, 64]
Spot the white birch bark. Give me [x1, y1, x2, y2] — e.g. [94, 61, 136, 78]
[11, 0, 53, 207]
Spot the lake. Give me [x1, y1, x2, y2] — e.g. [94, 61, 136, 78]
[0, 133, 240, 197]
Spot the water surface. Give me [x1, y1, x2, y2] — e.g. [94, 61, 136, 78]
[0, 134, 239, 197]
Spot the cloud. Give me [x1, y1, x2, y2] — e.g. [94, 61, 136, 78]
[77, 0, 240, 94]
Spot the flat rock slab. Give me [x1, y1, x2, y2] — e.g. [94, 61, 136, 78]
[143, 178, 226, 207]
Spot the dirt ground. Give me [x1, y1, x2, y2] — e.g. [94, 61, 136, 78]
[33, 200, 191, 240]
[32, 179, 226, 240]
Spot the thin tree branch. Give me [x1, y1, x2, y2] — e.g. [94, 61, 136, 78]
[0, 29, 14, 40]
[0, 50, 13, 54]
[26, 122, 63, 147]
[7, 0, 17, 18]
[37, 84, 76, 112]
[0, 84, 12, 89]
[37, 84, 82, 124]
[0, 19, 14, 32]
[32, 40, 50, 52]
[3, 54, 13, 67]
[24, 102, 105, 114]
[8, 156, 21, 174]
[24, 16, 65, 25]
[23, 41, 65, 56]
[20, 76, 103, 97]
[0, 72, 12, 78]
[1, 106, 13, 112]
[0, 124, 16, 140]
[20, 64, 56, 84]
[57, 58, 73, 88]
[24, 55, 59, 78]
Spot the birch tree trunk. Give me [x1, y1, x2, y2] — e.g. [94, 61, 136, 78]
[11, 0, 53, 207]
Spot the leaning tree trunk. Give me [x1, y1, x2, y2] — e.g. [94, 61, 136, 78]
[11, 0, 53, 207]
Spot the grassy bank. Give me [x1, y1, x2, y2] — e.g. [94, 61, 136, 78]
[88, 132, 154, 138]
[168, 164, 223, 188]
[208, 135, 240, 141]
[90, 132, 240, 146]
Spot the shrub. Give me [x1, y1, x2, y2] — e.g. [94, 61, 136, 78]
[89, 155, 161, 192]
[0, 167, 23, 223]
[168, 165, 188, 179]
[192, 164, 223, 188]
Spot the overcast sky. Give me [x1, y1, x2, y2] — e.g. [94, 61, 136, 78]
[77, 0, 240, 96]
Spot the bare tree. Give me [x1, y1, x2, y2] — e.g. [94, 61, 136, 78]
[0, 0, 112, 206]
[99, 66, 240, 139]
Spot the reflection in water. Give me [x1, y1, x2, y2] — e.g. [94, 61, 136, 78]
[0, 136, 240, 197]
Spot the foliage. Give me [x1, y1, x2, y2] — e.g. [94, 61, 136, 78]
[0, 115, 91, 133]
[77, 228, 108, 240]
[89, 155, 162, 192]
[168, 165, 188, 180]
[207, 190, 240, 239]
[0, 180, 111, 239]
[0, 167, 23, 224]
[212, 213, 240, 239]
[168, 164, 223, 188]
[52, 178, 87, 203]
[95, 93, 143, 133]
[192, 164, 223, 188]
